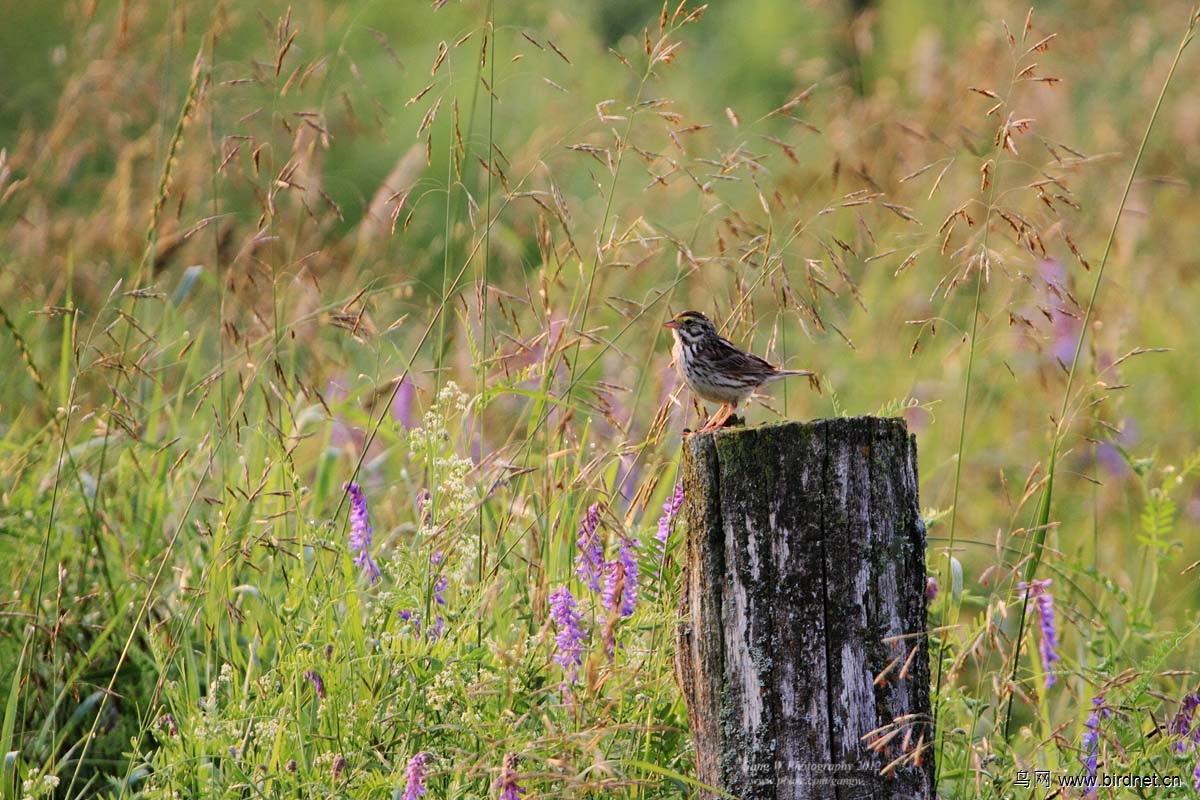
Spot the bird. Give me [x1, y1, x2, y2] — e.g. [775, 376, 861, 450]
[663, 310, 814, 433]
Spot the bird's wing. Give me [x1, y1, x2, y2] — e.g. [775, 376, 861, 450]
[714, 336, 776, 372]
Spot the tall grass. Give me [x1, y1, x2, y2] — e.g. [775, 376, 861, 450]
[3, 1, 1200, 798]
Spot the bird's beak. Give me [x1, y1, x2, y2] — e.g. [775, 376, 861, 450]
[663, 319, 678, 329]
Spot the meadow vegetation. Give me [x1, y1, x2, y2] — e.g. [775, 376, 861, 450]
[2, 1, 1200, 797]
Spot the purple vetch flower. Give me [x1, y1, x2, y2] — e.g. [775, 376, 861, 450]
[1169, 693, 1200, 753]
[403, 752, 431, 800]
[614, 454, 641, 508]
[1039, 258, 1082, 367]
[1080, 696, 1109, 793]
[431, 550, 448, 606]
[656, 481, 684, 545]
[303, 669, 326, 700]
[428, 552, 449, 637]
[496, 754, 524, 800]
[549, 585, 587, 701]
[1193, 759, 1200, 793]
[575, 503, 604, 591]
[345, 482, 382, 584]
[398, 607, 441, 640]
[1095, 417, 1138, 478]
[653, 480, 684, 579]
[393, 375, 417, 430]
[602, 535, 639, 619]
[925, 576, 939, 600]
[1019, 579, 1060, 687]
[326, 379, 361, 453]
[598, 536, 639, 660]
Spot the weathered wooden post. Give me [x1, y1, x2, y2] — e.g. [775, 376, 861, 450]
[675, 417, 934, 799]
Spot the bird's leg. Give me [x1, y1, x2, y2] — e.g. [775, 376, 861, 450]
[694, 405, 724, 433]
[712, 404, 737, 429]
[697, 403, 734, 433]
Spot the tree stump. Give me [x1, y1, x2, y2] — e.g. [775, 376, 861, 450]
[675, 417, 934, 799]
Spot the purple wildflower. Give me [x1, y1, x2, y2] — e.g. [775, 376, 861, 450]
[602, 535, 639, 619]
[497, 754, 524, 800]
[303, 669, 326, 700]
[398, 607, 441, 640]
[1019, 579, 1060, 688]
[403, 752, 431, 800]
[1095, 417, 1137, 478]
[653, 481, 684, 579]
[428, 552, 449, 637]
[1080, 696, 1109, 793]
[549, 585, 587, 701]
[575, 503, 603, 591]
[326, 379, 361, 453]
[392, 376, 416, 430]
[1193, 759, 1200, 793]
[431, 550, 449, 607]
[655, 481, 684, 545]
[925, 576, 939, 600]
[598, 536, 638, 659]
[1169, 693, 1200, 753]
[345, 482, 381, 584]
[1039, 258, 1082, 367]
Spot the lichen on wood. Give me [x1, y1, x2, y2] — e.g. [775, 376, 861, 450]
[675, 417, 934, 800]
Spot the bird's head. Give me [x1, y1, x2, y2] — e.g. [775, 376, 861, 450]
[663, 310, 717, 343]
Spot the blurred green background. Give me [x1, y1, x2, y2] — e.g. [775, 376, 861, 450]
[4, 0, 1196, 515]
[2, 0, 1200, 796]
[4, 0, 1199, 670]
